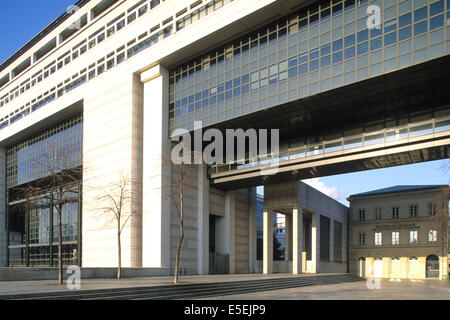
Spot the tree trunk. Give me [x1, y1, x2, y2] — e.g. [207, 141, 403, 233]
[174, 180, 184, 284]
[117, 221, 122, 280]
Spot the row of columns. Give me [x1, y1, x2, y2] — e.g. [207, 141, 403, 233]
[263, 209, 325, 275]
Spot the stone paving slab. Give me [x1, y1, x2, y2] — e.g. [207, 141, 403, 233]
[202, 279, 450, 300]
[0, 273, 341, 296]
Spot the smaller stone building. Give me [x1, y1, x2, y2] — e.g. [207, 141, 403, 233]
[348, 185, 449, 280]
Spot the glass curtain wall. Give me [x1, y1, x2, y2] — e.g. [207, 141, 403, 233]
[169, 0, 449, 133]
[6, 114, 83, 267]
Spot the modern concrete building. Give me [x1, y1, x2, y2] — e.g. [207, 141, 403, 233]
[0, 0, 449, 278]
[348, 185, 449, 280]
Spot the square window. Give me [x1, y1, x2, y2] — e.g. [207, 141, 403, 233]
[430, 0, 444, 16]
[384, 19, 397, 33]
[299, 63, 308, 75]
[344, 46, 355, 59]
[344, 34, 355, 47]
[321, 44, 331, 56]
[399, 53, 412, 67]
[384, 32, 397, 46]
[358, 41, 369, 55]
[310, 59, 320, 71]
[430, 42, 445, 58]
[310, 48, 320, 60]
[333, 50, 343, 63]
[399, 13, 412, 28]
[370, 37, 382, 50]
[430, 28, 445, 44]
[288, 56, 298, 68]
[357, 29, 368, 43]
[399, 0, 412, 15]
[414, 6, 428, 22]
[299, 53, 308, 64]
[430, 14, 444, 30]
[399, 26, 412, 40]
[333, 39, 343, 51]
[321, 55, 331, 67]
[414, 20, 428, 35]
[370, 27, 382, 38]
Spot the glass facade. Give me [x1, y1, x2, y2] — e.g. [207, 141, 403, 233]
[6, 114, 83, 267]
[169, 0, 450, 134]
[6, 115, 83, 189]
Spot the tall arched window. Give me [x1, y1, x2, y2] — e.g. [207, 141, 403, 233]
[426, 255, 439, 278]
[409, 256, 418, 275]
[374, 257, 383, 278]
[391, 256, 400, 276]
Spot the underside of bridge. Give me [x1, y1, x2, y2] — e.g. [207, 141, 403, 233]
[202, 55, 450, 190]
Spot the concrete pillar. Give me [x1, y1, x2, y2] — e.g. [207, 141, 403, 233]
[440, 255, 448, 280]
[330, 219, 334, 262]
[0, 148, 6, 267]
[141, 65, 170, 268]
[197, 165, 209, 275]
[285, 214, 293, 261]
[248, 187, 257, 273]
[292, 208, 303, 274]
[216, 191, 235, 273]
[263, 210, 274, 274]
[311, 212, 320, 273]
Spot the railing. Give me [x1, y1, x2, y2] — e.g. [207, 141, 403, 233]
[209, 116, 450, 176]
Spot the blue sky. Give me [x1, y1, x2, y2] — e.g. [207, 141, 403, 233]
[1, 1, 449, 206]
[256, 159, 449, 205]
[0, 1, 76, 63]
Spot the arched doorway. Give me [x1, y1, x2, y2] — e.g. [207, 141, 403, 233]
[391, 257, 400, 277]
[426, 255, 439, 278]
[374, 257, 383, 278]
[358, 257, 366, 278]
[409, 257, 418, 276]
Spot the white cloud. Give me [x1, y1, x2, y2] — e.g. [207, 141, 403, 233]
[302, 178, 348, 204]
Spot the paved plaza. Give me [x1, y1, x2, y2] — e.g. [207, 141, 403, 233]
[204, 278, 450, 300]
[0, 273, 448, 300]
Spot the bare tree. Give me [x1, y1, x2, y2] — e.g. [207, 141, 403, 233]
[156, 139, 197, 285]
[97, 174, 133, 279]
[9, 185, 44, 267]
[31, 142, 82, 285]
[170, 160, 193, 284]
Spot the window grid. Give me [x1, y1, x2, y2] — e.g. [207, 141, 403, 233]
[169, 0, 450, 133]
[6, 114, 83, 188]
[0, 0, 234, 130]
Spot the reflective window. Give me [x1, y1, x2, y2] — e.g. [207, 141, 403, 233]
[414, 20, 428, 35]
[169, 0, 450, 132]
